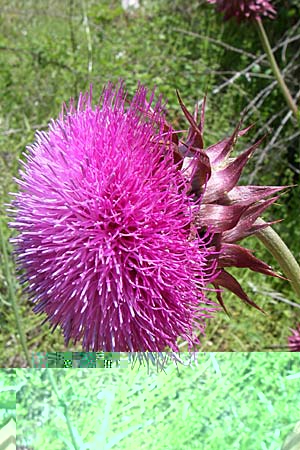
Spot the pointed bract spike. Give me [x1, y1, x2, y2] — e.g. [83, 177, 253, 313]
[193, 102, 199, 122]
[176, 90, 204, 149]
[197, 203, 248, 233]
[194, 149, 211, 187]
[171, 143, 183, 166]
[199, 96, 206, 135]
[225, 185, 286, 205]
[242, 195, 281, 221]
[215, 288, 230, 315]
[205, 121, 241, 166]
[213, 270, 265, 313]
[237, 123, 255, 137]
[176, 90, 285, 313]
[224, 196, 279, 242]
[224, 218, 282, 243]
[183, 150, 211, 193]
[248, 219, 284, 237]
[203, 144, 258, 203]
[205, 137, 231, 165]
[218, 243, 280, 277]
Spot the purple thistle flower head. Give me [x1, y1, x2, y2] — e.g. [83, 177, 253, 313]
[288, 325, 300, 351]
[207, 0, 276, 22]
[9, 82, 218, 352]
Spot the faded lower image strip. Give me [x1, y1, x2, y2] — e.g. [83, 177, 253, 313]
[281, 422, 300, 450]
[0, 370, 16, 450]
[0, 419, 16, 450]
[12, 354, 300, 450]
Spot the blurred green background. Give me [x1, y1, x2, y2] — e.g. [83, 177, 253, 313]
[0, 0, 300, 362]
[16, 353, 300, 450]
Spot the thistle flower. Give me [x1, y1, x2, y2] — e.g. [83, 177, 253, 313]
[288, 325, 300, 351]
[9, 83, 218, 352]
[207, 1, 298, 120]
[170, 92, 285, 312]
[207, 0, 276, 22]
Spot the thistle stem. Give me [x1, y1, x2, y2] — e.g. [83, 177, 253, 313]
[255, 218, 300, 299]
[0, 222, 32, 367]
[46, 369, 80, 450]
[255, 18, 298, 120]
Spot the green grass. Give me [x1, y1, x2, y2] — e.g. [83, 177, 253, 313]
[1, 0, 300, 362]
[16, 353, 300, 450]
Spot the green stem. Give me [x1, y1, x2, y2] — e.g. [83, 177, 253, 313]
[255, 218, 300, 299]
[46, 369, 80, 450]
[0, 222, 32, 367]
[255, 18, 298, 120]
